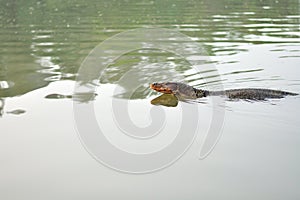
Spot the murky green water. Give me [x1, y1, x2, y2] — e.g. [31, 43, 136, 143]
[1, 0, 300, 199]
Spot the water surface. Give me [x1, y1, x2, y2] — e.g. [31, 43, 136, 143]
[0, 0, 300, 199]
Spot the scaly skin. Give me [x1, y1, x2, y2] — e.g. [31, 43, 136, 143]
[150, 82, 298, 100]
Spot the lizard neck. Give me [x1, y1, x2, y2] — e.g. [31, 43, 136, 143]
[194, 88, 209, 98]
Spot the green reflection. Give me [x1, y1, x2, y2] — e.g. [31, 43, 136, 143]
[0, 0, 299, 100]
[151, 94, 178, 107]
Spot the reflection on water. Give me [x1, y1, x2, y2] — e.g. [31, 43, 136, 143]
[151, 94, 179, 107]
[0, 98, 25, 117]
[6, 109, 26, 115]
[1, 0, 300, 199]
[0, 98, 4, 117]
[44, 93, 72, 99]
[0, 0, 299, 101]
[106, 49, 193, 100]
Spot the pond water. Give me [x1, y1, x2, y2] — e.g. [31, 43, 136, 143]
[1, 0, 300, 199]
